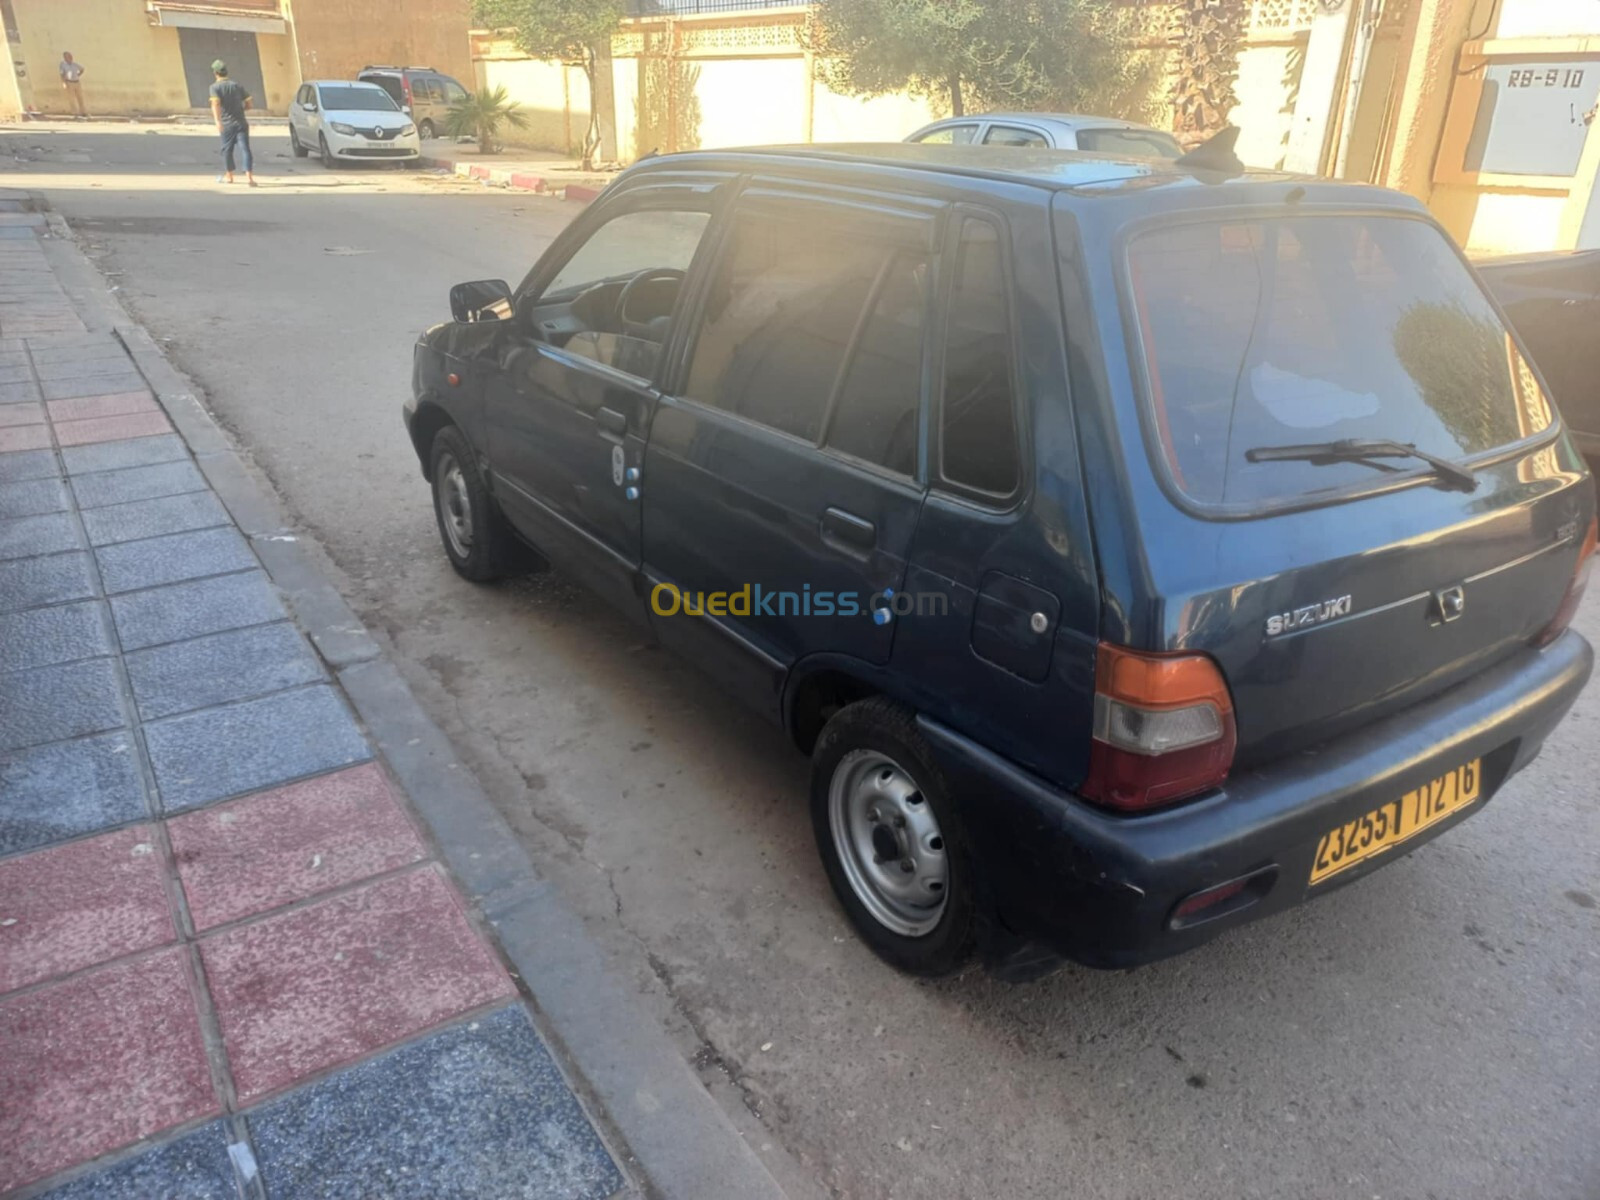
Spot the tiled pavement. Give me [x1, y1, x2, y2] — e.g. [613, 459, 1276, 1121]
[0, 235, 625, 1198]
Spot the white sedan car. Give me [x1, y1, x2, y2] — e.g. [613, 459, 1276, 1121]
[289, 80, 420, 168]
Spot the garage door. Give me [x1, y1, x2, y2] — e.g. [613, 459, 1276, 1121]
[178, 28, 266, 111]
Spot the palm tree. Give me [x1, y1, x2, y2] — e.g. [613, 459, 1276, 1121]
[441, 85, 530, 155]
[1170, 0, 1249, 142]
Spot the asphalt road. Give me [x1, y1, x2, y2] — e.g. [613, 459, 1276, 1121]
[10, 124, 1599, 1200]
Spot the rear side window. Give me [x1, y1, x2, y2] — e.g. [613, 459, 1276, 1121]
[941, 220, 1021, 497]
[1127, 215, 1554, 509]
[915, 124, 978, 145]
[686, 212, 925, 464]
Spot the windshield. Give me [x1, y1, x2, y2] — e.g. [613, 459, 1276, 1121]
[1125, 214, 1553, 509]
[318, 86, 399, 113]
[1077, 128, 1182, 159]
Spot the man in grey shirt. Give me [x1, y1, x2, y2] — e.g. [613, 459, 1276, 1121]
[58, 52, 86, 119]
[208, 60, 255, 186]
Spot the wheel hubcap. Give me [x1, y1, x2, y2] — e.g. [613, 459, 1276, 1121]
[828, 750, 948, 937]
[436, 453, 474, 558]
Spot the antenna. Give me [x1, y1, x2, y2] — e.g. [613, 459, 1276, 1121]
[1175, 125, 1244, 175]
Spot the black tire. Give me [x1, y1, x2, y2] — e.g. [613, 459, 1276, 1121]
[810, 697, 981, 977]
[319, 134, 335, 169]
[289, 126, 309, 157]
[418, 119, 435, 140]
[429, 425, 517, 583]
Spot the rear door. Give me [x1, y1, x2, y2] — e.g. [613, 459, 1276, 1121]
[641, 184, 939, 717]
[1110, 206, 1589, 767]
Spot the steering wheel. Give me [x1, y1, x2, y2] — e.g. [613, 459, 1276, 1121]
[616, 268, 686, 341]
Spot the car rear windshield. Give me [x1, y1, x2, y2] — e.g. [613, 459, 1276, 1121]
[319, 86, 398, 112]
[1077, 128, 1181, 159]
[1126, 214, 1553, 509]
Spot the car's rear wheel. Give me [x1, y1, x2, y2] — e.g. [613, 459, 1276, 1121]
[810, 697, 980, 976]
[430, 426, 516, 582]
[289, 126, 309, 157]
[319, 134, 335, 169]
[418, 119, 435, 140]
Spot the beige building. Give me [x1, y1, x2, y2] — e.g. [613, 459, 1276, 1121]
[0, 0, 471, 118]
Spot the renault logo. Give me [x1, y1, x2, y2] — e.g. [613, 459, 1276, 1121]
[1432, 586, 1466, 624]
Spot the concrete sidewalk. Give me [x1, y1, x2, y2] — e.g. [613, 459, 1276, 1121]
[417, 149, 615, 203]
[0, 197, 790, 1199]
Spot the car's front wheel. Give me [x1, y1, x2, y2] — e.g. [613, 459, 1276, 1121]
[430, 426, 517, 582]
[810, 698, 980, 976]
[318, 134, 335, 169]
[418, 119, 435, 140]
[289, 125, 309, 157]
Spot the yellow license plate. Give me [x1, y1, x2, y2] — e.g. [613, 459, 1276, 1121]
[1309, 760, 1482, 886]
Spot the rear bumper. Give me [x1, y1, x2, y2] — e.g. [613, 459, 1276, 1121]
[922, 631, 1592, 977]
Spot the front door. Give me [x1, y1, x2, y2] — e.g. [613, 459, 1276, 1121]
[178, 28, 264, 111]
[482, 184, 721, 618]
[642, 188, 939, 717]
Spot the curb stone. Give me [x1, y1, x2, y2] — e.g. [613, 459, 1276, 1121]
[30, 194, 794, 1200]
[418, 155, 611, 203]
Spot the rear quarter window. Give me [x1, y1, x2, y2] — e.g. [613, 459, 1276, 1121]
[1125, 214, 1554, 510]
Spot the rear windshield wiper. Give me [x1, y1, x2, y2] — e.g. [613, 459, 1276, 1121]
[1243, 438, 1480, 492]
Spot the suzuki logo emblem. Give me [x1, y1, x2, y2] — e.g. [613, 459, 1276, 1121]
[1432, 586, 1466, 624]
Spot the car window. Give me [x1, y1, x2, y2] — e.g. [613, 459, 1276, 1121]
[442, 79, 469, 103]
[1075, 127, 1183, 159]
[685, 213, 904, 444]
[941, 220, 1021, 497]
[915, 124, 978, 145]
[420, 77, 445, 103]
[824, 252, 928, 475]
[1126, 215, 1554, 509]
[983, 125, 1049, 148]
[365, 76, 402, 106]
[317, 85, 399, 112]
[546, 209, 709, 297]
[539, 207, 712, 379]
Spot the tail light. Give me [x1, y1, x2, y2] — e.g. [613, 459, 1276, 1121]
[1535, 514, 1597, 647]
[1081, 643, 1236, 812]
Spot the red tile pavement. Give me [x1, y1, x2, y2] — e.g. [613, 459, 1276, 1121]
[0, 827, 177, 994]
[0, 423, 51, 452]
[46, 391, 159, 424]
[0, 948, 219, 1194]
[200, 865, 513, 1102]
[170, 763, 428, 931]
[0, 402, 46, 427]
[52, 411, 174, 447]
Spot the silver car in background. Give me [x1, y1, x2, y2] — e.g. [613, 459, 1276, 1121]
[906, 112, 1182, 158]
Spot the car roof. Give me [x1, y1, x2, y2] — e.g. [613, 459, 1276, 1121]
[920, 112, 1168, 133]
[627, 143, 1418, 211]
[309, 79, 389, 89]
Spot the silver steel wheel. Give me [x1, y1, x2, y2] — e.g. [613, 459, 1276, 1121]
[828, 749, 948, 937]
[436, 451, 475, 559]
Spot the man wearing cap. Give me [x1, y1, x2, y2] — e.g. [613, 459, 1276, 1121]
[59, 52, 87, 119]
[208, 60, 256, 186]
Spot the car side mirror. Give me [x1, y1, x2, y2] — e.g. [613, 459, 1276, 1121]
[450, 279, 513, 323]
[305, 101, 317, 112]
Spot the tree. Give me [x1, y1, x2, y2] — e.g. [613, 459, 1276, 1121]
[1169, 0, 1249, 141]
[442, 84, 531, 154]
[812, 0, 1155, 122]
[473, 0, 624, 169]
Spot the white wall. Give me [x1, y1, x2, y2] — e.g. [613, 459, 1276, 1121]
[1494, 0, 1600, 39]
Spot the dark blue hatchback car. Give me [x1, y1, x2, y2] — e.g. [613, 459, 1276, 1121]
[405, 145, 1595, 979]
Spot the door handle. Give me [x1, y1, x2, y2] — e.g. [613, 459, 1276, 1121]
[596, 407, 627, 436]
[820, 507, 876, 550]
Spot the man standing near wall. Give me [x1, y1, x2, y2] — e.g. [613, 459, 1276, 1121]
[58, 52, 86, 119]
[208, 60, 255, 187]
